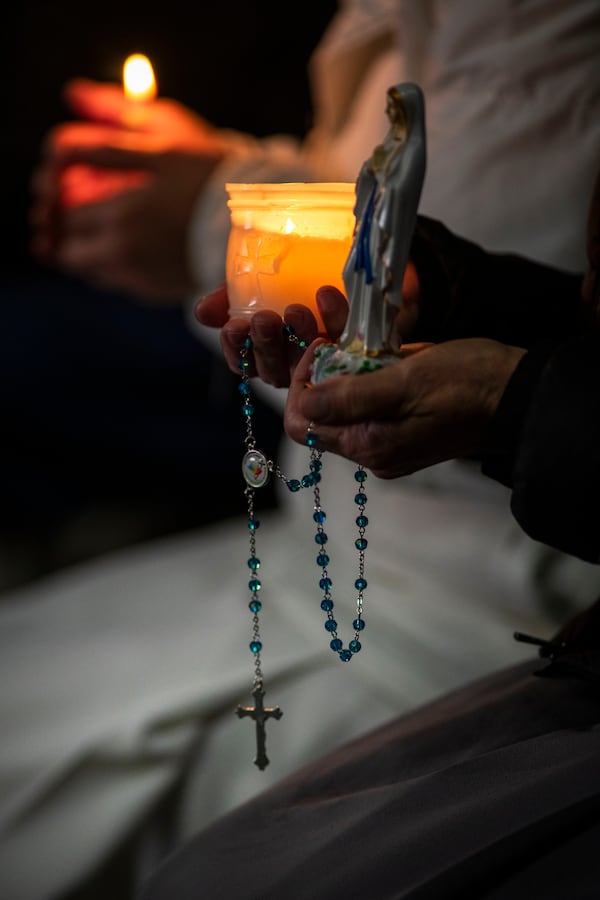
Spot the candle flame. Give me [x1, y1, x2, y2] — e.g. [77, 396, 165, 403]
[123, 54, 157, 101]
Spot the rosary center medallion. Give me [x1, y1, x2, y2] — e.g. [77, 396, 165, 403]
[242, 449, 270, 488]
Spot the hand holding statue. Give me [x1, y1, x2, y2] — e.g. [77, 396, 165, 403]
[197, 273, 525, 480]
[285, 331, 525, 477]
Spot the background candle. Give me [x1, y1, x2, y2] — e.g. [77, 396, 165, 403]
[225, 182, 356, 330]
[59, 54, 157, 207]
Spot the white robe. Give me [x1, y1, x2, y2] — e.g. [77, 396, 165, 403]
[2, 1, 600, 897]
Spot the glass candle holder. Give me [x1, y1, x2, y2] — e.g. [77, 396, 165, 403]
[225, 182, 356, 330]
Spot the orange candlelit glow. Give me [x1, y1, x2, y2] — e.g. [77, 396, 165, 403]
[58, 54, 157, 208]
[122, 53, 157, 101]
[226, 183, 356, 330]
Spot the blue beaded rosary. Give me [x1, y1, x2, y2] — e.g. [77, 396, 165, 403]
[236, 325, 369, 770]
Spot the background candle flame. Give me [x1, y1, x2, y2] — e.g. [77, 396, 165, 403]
[123, 54, 157, 102]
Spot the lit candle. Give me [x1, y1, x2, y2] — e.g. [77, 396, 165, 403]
[122, 53, 157, 126]
[123, 53, 157, 101]
[59, 54, 157, 207]
[225, 182, 356, 330]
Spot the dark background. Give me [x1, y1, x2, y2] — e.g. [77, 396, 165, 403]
[0, 2, 338, 592]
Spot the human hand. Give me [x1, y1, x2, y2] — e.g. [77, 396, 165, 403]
[195, 283, 350, 387]
[30, 78, 231, 303]
[195, 269, 423, 387]
[284, 337, 526, 477]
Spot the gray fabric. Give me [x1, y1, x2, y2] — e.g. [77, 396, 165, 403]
[137, 655, 600, 899]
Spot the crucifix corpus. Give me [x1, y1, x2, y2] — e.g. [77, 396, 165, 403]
[236, 682, 283, 770]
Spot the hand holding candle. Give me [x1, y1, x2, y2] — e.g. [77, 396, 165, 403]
[196, 282, 353, 389]
[44, 53, 158, 208]
[30, 58, 232, 301]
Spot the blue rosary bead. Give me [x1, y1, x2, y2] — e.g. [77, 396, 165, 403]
[238, 327, 371, 676]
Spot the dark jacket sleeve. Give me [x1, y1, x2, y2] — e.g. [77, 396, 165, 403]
[410, 215, 584, 346]
[410, 214, 598, 563]
[482, 335, 600, 563]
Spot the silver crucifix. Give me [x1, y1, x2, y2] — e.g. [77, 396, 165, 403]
[236, 683, 283, 770]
